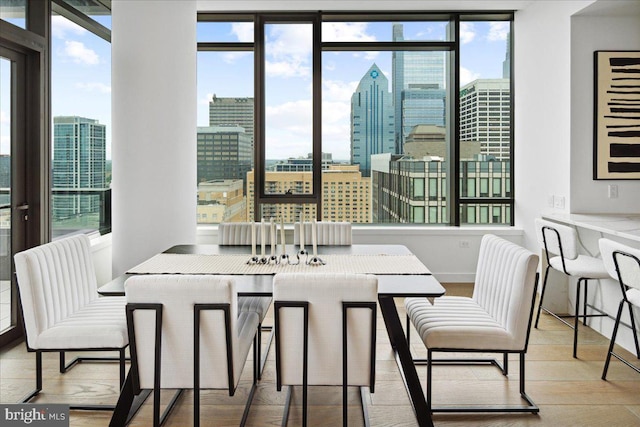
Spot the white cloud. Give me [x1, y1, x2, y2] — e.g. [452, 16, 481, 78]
[323, 80, 358, 103]
[323, 23, 376, 42]
[0, 110, 8, 125]
[460, 67, 480, 86]
[75, 82, 111, 94]
[265, 25, 312, 79]
[231, 22, 253, 42]
[488, 22, 509, 42]
[199, 93, 214, 106]
[222, 51, 252, 64]
[266, 99, 313, 134]
[64, 40, 99, 65]
[266, 59, 310, 79]
[51, 15, 87, 39]
[460, 22, 476, 44]
[0, 135, 9, 156]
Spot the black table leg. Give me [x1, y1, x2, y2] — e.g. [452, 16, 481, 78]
[378, 295, 434, 427]
[109, 372, 152, 426]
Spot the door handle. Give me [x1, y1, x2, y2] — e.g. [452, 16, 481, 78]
[15, 203, 29, 221]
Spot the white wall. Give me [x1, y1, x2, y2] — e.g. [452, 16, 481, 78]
[514, 0, 594, 252]
[111, 1, 197, 276]
[571, 13, 640, 213]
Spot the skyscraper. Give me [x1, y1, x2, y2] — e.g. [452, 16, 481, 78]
[52, 116, 106, 221]
[459, 79, 511, 160]
[197, 125, 252, 183]
[503, 33, 511, 79]
[392, 23, 446, 151]
[350, 63, 395, 177]
[209, 95, 254, 144]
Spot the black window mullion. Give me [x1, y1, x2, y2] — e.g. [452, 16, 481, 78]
[254, 14, 265, 220]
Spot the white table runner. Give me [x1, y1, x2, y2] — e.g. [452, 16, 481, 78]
[127, 253, 431, 275]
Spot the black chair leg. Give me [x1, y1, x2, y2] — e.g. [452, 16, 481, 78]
[574, 279, 582, 358]
[603, 300, 625, 380]
[627, 301, 640, 359]
[535, 265, 551, 328]
[583, 279, 589, 326]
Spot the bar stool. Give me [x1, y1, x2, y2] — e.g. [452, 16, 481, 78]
[534, 218, 609, 358]
[599, 238, 640, 380]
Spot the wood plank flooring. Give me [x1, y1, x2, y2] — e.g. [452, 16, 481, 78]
[3, 283, 640, 426]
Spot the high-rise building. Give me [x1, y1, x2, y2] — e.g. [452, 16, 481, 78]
[197, 179, 246, 223]
[392, 23, 446, 151]
[52, 116, 106, 221]
[371, 153, 510, 224]
[246, 165, 371, 223]
[197, 125, 253, 184]
[209, 95, 254, 144]
[503, 33, 511, 79]
[350, 63, 395, 177]
[271, 153, 335, 172]
[459, 79, 511, 160]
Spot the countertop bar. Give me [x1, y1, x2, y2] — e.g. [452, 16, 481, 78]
[542, 212, 640, 243]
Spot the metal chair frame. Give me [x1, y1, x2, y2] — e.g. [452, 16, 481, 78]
[16, 289, 127, 410]
[411, 274, 539, 415]
[535, 225, 608, 358]
[124, 302, 258, 427]
[274, 300, 377, 427]
[602, 249, 640, 380]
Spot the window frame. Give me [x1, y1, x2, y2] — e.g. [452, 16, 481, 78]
[197, 11, 514, 225]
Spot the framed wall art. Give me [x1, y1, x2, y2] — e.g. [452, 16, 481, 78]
[594, 50, 640, 180]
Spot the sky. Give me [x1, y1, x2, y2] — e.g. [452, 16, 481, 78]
[197, 20, 510, 160]
[1, 16, 509, 162]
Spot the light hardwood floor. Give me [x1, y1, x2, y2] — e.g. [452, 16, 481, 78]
[3, 283, 640, 426]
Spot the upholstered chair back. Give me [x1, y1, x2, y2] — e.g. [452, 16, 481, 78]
[14, 234, 99, 349]
[125, 275, 257, 390]
[534, 218, 579, 260]
[273, 272, 377, 386]
[218, 222, 273, 245]
[472, 234, 539, 351]
[293, 221, 352, 245]
[599, 239, 640, 291]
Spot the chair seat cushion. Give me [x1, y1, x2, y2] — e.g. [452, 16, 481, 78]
[549, 255, 609, 279]
[405, 296, 520, 351]
[238, 296, 272, 321]
[35, 296, 128, 350]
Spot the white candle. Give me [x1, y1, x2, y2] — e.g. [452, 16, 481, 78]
[299, 214, 305, 252]
[270, 218, 276, 257]
[261, 218, 266, 258]
[251, 221, 256, 257]
[311, 219, 318, 257]
[280, 216, 286, 255]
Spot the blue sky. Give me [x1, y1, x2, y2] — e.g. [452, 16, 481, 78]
[197, 20, 510, 160]
[1, 17, 509, 161]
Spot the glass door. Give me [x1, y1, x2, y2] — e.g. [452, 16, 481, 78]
[0, 45, 28, 345]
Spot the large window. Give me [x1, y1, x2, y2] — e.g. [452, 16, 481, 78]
[197, 12, 513, 225]
[51, 2, 111, 238]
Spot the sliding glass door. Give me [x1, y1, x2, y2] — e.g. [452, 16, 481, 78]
[0, 45, 28, 346]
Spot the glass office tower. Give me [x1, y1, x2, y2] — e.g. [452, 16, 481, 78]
[350, 63, 395, 177]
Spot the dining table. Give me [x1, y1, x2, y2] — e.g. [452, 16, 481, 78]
[101, 244, 445, 427]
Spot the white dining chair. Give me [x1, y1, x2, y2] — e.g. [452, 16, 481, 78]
[294, 221, 352, 246]
[273, 272, 377, 426]
[405, 234, 539, 414]
[218, 221, 273, 378]
[599, 238, 640, 380]
[14, 234, 128, 409]
[534, 218, 609, 358]
[123, 275, 259, 426]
